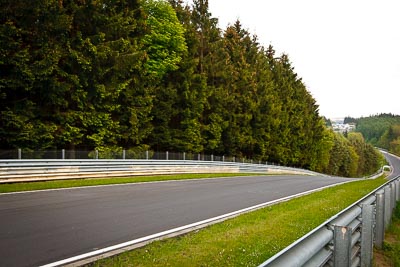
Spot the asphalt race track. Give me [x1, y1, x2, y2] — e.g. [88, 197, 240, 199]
[1, 153, 399, 267]
[384, 152, 400, 179]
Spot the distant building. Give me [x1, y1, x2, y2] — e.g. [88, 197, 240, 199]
[332, 122, 356, 133]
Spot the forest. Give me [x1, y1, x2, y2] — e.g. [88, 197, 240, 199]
[0, 0, 383, 177]
[346, 114, 400, 156]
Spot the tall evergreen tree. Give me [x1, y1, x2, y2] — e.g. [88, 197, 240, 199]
[0, 0, 149, 151]
[1, 0, 71, 149]
[148, 0, 204, 153]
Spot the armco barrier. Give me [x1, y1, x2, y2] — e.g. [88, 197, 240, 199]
[258, 175, 400, 267]
[0, 159, 321, 183]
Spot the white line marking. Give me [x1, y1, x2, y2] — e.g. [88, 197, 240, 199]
[0, 174, 319, 196]
[0, 175, 252, 195]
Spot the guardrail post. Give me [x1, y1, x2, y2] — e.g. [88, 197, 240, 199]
[211, 154, 213, 161]
[198, 153, 200, 161]
[18, 148, 22, 160]
[146, 150, 149, 160]
[222, 155, 225, 162]
[183, 152, 185, 161]
[361, 204, 374, 267]
[122, 150, 126, 160]
[62, 149, 65, 160]
[375, 190, 385, 249]
[394, 182, 398, 204]
[166, 151, 169, 160]
[95, 150, 99, 160]
[334, 225, 352, 267]
[391, 183, 396, 212]
[384, 186, 392, 228]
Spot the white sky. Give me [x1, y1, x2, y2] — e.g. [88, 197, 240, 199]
[185, 0, 400, 119]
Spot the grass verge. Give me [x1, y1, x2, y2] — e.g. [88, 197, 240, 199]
[88, 177, 387, 267]
[0, 173, 257, 194]
[374, 202, 400, 267]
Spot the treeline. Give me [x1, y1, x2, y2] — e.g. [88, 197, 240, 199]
[0, 0, 382, 176]
[325, 132, 383, 177]
[347, 114, 400, 155]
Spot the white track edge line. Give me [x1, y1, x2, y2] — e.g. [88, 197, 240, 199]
[0, 173, 320, 196]
[0, 175, 255, 195]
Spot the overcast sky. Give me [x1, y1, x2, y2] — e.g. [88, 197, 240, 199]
[186, 0, 400, 119]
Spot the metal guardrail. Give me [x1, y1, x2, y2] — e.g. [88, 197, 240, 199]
[258, 175, 400, 267]
[0, 149, 285, 163]
[0, 159, 321, 183]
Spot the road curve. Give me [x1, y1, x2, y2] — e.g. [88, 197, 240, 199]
[0, 174, 356, 267]
[383, 151, 400, 178]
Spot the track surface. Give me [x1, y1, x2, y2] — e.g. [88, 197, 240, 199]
[3, 151, 400, 267]
[0, 174, 355, 267]
[384, 152, 400, 179]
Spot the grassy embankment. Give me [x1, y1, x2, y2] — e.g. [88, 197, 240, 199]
[87, 177, 387, 267]
[0, 173, 256, 193]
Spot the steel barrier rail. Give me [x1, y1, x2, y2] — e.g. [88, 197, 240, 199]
[0, 159, 322, 183]
[258, 175, 400, 267]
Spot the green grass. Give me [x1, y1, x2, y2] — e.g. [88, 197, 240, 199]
[0, 173, 257, 193]
[374, 201, 400, 266]
[89, 177, 387, 267]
